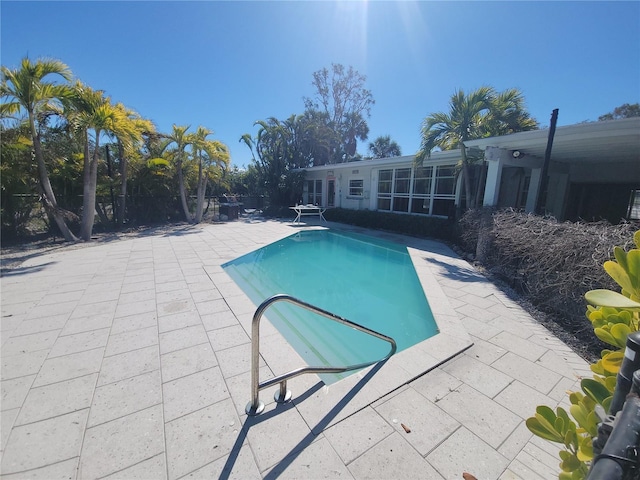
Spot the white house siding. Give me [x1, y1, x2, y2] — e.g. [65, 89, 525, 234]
[301, 119, 639, 222]
[483, 146, 542, 212]
[302, 151, 462, 217]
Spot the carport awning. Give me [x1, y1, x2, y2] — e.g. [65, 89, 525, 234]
[464, 117, 640, 165]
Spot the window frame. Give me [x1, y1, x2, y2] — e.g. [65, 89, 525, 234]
[348, 178, 364, 198]
[307, 179, 323, 205]
[375, 164, 456, 217]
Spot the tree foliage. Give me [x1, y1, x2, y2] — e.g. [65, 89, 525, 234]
[296, 109, 339, 166]
[110, 104, 155, 228]
[304, 63, 374, 163]
[240, 116, 308, 207]
[190, 126, 230, 223]
[161, 125, 229, 224]
[0, 56, 228, 240]
[65, 81, 145, 240]
[0, 123, 39, 236]
[417, 86, 538, 208]
[368, 135, 402, 159]
[1, 57, 78, 240]
[598, 103, 640, 121]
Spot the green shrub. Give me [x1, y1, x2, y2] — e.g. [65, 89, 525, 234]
[262, 205, 295, 218]
[527, 230, 640, 479]
[323, 208, 455, 241]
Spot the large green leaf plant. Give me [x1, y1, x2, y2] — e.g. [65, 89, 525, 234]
[526, 230, 640, 480]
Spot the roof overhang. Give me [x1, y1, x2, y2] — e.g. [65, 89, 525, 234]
[302, 150, 461, 172]
[464, 117, 640, 165]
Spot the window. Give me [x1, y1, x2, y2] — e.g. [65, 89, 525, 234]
[432, 199, 454, 216]
[629, 190, 640, 220]
[377, 170, 392, 210]
[392, 197, 409, 213]
[411, 167, 433, 214]
[410, 199, 431, 215]
[435, 166, 456, 195]
[375, 164, 457, 217]
[391, 168, 411, 212]
[394, 168, 411, 194]
[307, 179, 322, 205]
[349, 179, 364, 197]
[378, 170, 392, 194]
[377, 198, 391, 210]
[412, 167, 433, 195]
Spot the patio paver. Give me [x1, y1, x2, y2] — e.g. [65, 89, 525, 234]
[0, 219, 591, 479]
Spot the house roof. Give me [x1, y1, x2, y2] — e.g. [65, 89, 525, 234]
[304, 149, 461, 172]
[464, 117, 640, 165]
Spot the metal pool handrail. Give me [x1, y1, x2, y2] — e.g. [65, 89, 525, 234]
[245, 293, 397, 416]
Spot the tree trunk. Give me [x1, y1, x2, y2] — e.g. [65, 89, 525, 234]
[29, 112, 78, 242]
[460, 145, 473, 210]
[194, 157, 206, 223]
[177, 158, 193, 223]
[80, 130, 99, 241]
[95, 201, 110, 225]
[195, 176, 208, 223]
[105, 144, 116, 225]
[117, 141, 127, 229]
[474, 162, 487, 208]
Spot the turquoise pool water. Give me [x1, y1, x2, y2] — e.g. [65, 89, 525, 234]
[222, 230, 438, 382]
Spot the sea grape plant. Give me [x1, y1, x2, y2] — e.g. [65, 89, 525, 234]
[526, 230, 640, 480]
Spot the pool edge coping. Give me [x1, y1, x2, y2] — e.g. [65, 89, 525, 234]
[224, 222, 474, 432]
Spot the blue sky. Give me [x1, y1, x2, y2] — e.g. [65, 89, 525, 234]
[2, 1, 639, 168]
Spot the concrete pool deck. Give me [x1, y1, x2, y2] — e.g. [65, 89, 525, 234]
[0, 219, 591, 479]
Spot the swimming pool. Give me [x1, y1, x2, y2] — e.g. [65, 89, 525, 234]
[222, 229, 439, 383]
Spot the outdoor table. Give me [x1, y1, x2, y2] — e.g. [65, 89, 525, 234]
[290, 204, 327, 223]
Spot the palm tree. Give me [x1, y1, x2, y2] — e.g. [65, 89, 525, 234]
[126, 132, 173, 219]
[241, 117, 306, 206]
[190, 126, 229, 223]
[162, 125, 194, 222]
[416, 86, 538, 209]
[417, 87, 493, 208]
[485, 88, 538, 136]
[341, 111, 369, 159]
[66, 82, 141, 240]
[369, 135, 402, 158]
[0, 57, 78, 241]
[111, 105, 154, 228]
[297, 109, 336, 166]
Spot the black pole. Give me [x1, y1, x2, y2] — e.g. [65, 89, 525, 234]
[587, 371, 640, 480]
[535, 108, 559, 215]
[609, 332, 640, 417]
[105, 145, 116, 225]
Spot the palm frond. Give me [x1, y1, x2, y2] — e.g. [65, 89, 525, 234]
[0, 101, 21, 119]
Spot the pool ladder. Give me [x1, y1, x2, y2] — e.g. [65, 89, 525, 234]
[246, 294, 397, 416]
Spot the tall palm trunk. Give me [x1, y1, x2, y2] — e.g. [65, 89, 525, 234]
[460, 144, 474, 209]
[117, 140, 127, 229]
[194, 158, 207, 223]
[80, 129, 100, 241]
[474, 161, 487, 208]
[29, 112, 78, 241]
[177, 156, 193, 223]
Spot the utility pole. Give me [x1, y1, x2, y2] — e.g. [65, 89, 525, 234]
[535, 109, 559, 215]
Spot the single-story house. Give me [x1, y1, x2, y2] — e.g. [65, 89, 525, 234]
[301, 117, 640, 223]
